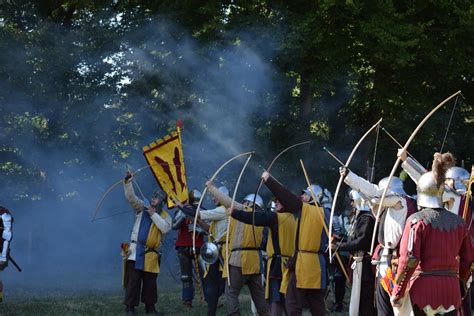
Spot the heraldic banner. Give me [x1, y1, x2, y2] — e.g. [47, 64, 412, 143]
[142, 123, 188, 208]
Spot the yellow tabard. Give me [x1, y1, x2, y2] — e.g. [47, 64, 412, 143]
[204, 221, 225, 276]
[143, 210, 168, 274]
[265, 212, 297, 298]
[295, 203, 325, 289]
[223, 214, 264, 278]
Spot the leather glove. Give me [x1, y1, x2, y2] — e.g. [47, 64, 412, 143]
[397, 148, 407, 161]
[339, 166, 348, 178]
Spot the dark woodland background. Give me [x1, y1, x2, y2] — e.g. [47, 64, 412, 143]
[0, 0, 472, 292]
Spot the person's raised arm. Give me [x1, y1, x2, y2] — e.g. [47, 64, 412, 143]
[231, 209, 277, 227]
[398, 149, 426, 184]
[340, 167, 382, 198]
[262, 171, 301, 213]
[200, 206, 227, 221]
[123, 171, 144, 213]
[207, 182, 244, 210]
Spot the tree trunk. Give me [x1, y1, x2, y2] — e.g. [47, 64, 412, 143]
[300, 73, 312, 118]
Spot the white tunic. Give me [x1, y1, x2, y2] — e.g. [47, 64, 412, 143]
[199, 205, 228, 242]
[344, 171, 408, 277]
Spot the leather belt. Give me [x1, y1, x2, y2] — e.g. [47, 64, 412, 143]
[231, 247, 261, 252]
[271, 254, 292, 258]
[298, 249, 324, 255]
[415, 269, 458, 277]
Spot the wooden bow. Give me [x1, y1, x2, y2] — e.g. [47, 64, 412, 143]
[462, 166, 474, 223]
[328, 118, 382, 262]
[91, 162, 172, 222]
[192, 151, 254, 254]
[250, 141, 312, 245]
[225, 154, 254, 286]
[369, 90, 462, 255]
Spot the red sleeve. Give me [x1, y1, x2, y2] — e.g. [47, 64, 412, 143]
[459, 224, 473, 283]
[392, 218, 423, 299]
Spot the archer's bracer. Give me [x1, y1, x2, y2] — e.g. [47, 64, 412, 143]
[445, 166, 469, 193]
[416, 171, 444, 209]
[378, 176, 407, 196]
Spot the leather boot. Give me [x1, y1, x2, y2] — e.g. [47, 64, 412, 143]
[145, 305, 164, 315]
[125, 306, 136, 316]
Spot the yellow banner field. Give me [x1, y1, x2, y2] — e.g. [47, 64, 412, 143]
[143, 129, 188, 207]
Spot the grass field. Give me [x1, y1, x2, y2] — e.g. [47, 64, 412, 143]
[0, 284, 351, 315]
[0, 268, 350, 315]
[0, 286, 249, 316]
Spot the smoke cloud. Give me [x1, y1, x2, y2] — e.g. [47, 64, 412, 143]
[0, 9, 283, 293]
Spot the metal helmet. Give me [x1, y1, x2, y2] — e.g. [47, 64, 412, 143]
[218, 186, 230, 196]
[243, 194, 264, 209]
[188, 189, 202, 206]
[152, 189, 167, 201]
[322, 188, 333, 209]
[268, 200, 277, 212]
[378, 177, 406, 196]
[416, 171, 444, 209]
[172, 210, 186, 230]
[349, 189, 370, 211]
[200, 242, 219, 264]
[302, 184, 324, 203]
[445, 167, 469, 192]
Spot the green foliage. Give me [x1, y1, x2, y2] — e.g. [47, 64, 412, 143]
[0, 0, 472, 204]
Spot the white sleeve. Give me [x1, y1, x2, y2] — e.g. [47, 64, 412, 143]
[151, 212, 172, 234]
[200, 206, 227, 221]
[124, 180, 144, 212]
[344, 171, 382, 198]
[0, 241, 8, 261]
[207, 185, 244, 210]
[0, 213, 12, 261]
[401, 157, 427, 184]
[370, 195, 404, 208]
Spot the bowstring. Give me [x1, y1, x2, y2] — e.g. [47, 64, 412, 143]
[370, 124, 380, 182]
[127, 164, 147, 201]
[439, 95, 459, 153]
